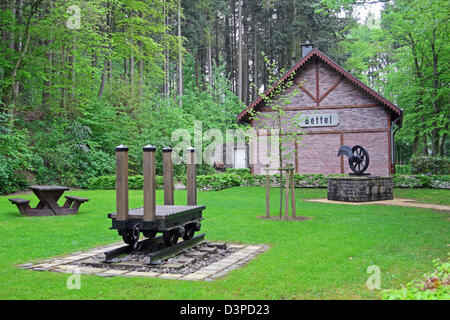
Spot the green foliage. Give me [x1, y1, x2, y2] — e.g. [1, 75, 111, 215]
[87, 175, 164, 190]
[410, 156, 450, 175]
[393, 174, 450, 189]
[225, 168, 251, 175]
[395, 165, 411, 175]
[0, 116, 33, 194]
[86, 171, 450, 191]
[328, 0, 450, 160]
[0, 51, 241, 192]
[196, 173, 243, 191]
[25, 119, 115, 188]
[383, 257, 449, 300]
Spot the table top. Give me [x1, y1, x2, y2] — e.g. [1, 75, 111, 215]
[29, 185, 70, 192]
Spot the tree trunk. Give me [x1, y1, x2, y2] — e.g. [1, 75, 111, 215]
[252, 8, 258, 102]
[42, 39, 53, 110]
[9, 0, 16, 51]
[224, 6, 232, 82]
[195, 48, 199, 88]
[124, 58, 128, 82]
[207, 39, 212, 84]
[139, 41, 144, 98]
[439, 124, 448, 156]
[242, 1, 248, 105]
[98, 59, 108, 98]
[177, 3, 183, 105]
[430, 35, 440, 156]
[238, 0, 243, 101]
[70, 42, 76, 99]
[129, 55, 134, 93]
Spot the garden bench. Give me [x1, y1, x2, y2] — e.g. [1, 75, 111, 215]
[63, 195, 90, 212]
[8, 198, 32, 215]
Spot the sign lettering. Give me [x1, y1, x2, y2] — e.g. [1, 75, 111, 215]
[300, 113, 339, 127]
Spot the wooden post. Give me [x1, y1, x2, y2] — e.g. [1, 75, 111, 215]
[290, 167, 296, 218]
[284, 169, 290, 220]
[162, 147, 174, 205]
[115, 145, 129, 221]
[143, 145, 156, 222]
[187, 147, 197, 206]
[265, 164, 270, 218]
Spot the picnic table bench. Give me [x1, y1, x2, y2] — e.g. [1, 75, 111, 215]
[8, 186, 89, 217]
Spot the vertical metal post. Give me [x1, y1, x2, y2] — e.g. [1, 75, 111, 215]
[187, 147, 197, 206]
[265, 164, 270, 218]
[143, 145, 156, 222]
[115, 145, 129, 221]
[284, 168, 290, 220]
[162, 147, 174, 205]
[290, 167, 296, 218]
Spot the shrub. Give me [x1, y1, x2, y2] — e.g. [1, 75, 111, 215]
[393, 174, 449, 189]
[87, 175, 164, 190]
[196, 173, 242, 191]
[382, 258, 449, 300]
[411, 156, 449, 175]
[393, 174, 432, 188]
[86, 172, 450, 191]
[225, 168, 251, 175]
[0, 119, 33, 194]
[396, 164, 412, 174]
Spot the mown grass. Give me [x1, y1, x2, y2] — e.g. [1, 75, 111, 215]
[0, 187, 448, 300]
[394, 188, 450, 206]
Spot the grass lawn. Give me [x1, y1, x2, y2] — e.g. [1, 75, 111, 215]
[0, 187, 448, 300]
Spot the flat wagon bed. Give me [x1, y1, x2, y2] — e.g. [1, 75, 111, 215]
[109, 205, 205, 220]
[110, 145, 204, 247]
[109, 205, 205, 229]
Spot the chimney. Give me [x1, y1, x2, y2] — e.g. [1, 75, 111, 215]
[301, 43, 314, 58]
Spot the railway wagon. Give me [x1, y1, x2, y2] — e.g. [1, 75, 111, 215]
[108, 145, 205, 247]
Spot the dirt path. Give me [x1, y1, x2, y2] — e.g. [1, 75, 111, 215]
[304, 198, 450, 212]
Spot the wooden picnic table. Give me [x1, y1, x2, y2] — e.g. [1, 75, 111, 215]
[9, 185, 89, 216]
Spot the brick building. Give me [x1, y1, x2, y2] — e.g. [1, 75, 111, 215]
[237, 46, 403, 176]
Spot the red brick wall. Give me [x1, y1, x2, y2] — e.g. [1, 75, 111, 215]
[250, 59, 391, 176]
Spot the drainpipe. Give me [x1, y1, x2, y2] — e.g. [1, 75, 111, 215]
[392, 109, 404, 173]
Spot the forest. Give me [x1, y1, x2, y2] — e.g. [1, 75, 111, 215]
[0, 0, 448, 194]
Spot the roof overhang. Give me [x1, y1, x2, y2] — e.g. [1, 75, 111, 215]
[237, 49, 403, 126]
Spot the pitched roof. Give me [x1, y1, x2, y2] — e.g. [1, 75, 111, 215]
[237, 48, 403, 125]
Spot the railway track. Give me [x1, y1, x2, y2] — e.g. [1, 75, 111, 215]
[102, 233, 206, 265]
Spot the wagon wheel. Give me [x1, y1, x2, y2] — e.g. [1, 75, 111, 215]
[348, 145, 370, 174]
[163, 229, 179, 246]
[183, 225, 195, 241]
[143, 230, 157, 239]
[122, 225, 140, 246]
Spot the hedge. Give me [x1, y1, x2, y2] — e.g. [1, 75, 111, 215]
[88, 175, 164, 190]
[87, 172, 450, 191]
[411, 156, 449, 175]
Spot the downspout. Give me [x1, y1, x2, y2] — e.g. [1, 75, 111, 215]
[392, 109, 404, 174]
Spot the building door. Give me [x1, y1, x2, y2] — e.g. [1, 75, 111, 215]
[234, 148, 247, 169]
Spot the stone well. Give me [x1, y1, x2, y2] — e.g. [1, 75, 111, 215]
[327, 176, 393, 202]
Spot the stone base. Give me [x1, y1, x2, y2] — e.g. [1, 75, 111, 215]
[327, 176, 393, 202]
